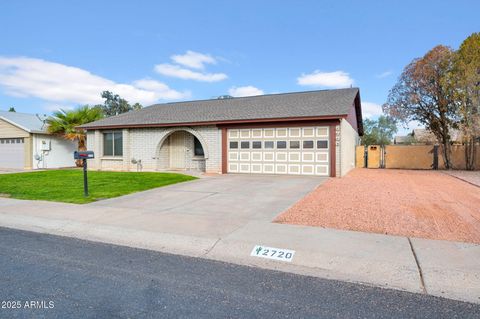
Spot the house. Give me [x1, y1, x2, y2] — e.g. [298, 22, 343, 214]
[79, 88, 363, 177]
[394, 128, 464, 146]
[411, 129, 438, 145]
[393, 135, 410, 145]
[0, 111, 77, 169]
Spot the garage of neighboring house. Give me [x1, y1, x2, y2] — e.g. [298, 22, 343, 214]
[80, 88, 363, 177]
[0, 111, 77, 169]
[0, 137, 26, 169]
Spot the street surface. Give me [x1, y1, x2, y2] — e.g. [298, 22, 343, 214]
[0, 227, 478, 318]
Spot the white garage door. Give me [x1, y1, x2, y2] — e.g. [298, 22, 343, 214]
[227, 127, 330, 176]
[0, 138, 25, 169]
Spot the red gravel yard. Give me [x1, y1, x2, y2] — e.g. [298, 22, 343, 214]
[275, 169, 480, 244]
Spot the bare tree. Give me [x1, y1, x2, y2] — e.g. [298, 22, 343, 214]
[383, 46, 458, 169]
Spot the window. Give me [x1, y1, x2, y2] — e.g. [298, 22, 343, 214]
[277, 141, 287, 149]
[317, 140, 328, 149]
[103, 131, 123, 156]
[303, 140, 314, 149]
[229, 141, 238, 149]
[289, 141, 300, 149]
[194, 137, 204, 156]
[241, 141, 250, 149]
[252, 141, 262, 149]
[264, 141, 274, 149]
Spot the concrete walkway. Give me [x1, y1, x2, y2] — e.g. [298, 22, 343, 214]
[444, 170, 480, 188]
[0, 175, 478, 304]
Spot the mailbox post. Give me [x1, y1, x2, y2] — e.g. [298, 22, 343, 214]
[74, 151, 95, 197]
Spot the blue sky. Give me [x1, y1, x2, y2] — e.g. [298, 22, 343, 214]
[0, 1, 477, 133]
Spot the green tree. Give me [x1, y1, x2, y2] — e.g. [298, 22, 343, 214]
[451, 32, 480, 170]
[383, 45, 458, 169]
[46, 106, 103, 166]
[98, 91, 143, 116]
[8, 107, 16, 112]
[361, 116, 398, 146]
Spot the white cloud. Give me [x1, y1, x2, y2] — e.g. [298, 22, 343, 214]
[297, 70, 354, 88]
[0, 56, 189, 106]
[171, 50, 216, 70]
[362, 101, 384, 118]
[376, 70, 392, 78]
[154, 63, 227, 82]
[228, 85, 264, 97]
[132, 79, 191, 100]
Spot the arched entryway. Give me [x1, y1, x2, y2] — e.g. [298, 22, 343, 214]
[156, 128, 208, 172]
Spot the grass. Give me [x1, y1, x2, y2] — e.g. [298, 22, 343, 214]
[0, 169, 197, 204]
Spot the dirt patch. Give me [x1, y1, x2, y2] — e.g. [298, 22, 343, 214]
[275, 169, 480, 244]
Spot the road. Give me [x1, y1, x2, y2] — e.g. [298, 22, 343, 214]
[0, 227, 478, 319]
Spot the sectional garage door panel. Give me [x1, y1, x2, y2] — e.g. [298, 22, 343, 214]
[0, 138, 25, 169]
[227, 127, 330, 176]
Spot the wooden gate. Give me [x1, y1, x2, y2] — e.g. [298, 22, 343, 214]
[356, 145, 439, 169]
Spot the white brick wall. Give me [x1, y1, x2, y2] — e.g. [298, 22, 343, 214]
[85, 122, 354, 177]
[86, 125, 222, 173]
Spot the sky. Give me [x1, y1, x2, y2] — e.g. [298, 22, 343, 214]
[0, 1, 478, 134]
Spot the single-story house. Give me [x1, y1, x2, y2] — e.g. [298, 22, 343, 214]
[394, 128, 464, 145]
[393, 135, 411, 145]
[0, 111, 77, 169]
[79, 88, 363, 177]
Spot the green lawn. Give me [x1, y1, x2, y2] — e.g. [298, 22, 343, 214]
[0, 169, 197, 204]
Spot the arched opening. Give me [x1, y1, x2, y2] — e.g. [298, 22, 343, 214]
[156, 129, 207, 172]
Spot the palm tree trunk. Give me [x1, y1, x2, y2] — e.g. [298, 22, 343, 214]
[75, 138, 87, 167]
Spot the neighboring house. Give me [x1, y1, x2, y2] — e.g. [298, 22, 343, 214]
[79, 88, 363, 177]
[394, 128, 464, 146]
[393, 135, 410, 145]
[411, 129, 438, 145]
[0, 111, 77, 169]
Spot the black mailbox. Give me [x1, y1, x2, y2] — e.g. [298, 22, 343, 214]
[74, 151, 95, 160]
[74, 151, 94, 197]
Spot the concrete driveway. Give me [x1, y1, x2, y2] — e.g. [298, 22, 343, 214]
[87, 174, 325, 237]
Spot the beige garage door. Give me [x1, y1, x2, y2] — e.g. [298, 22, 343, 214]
[0, 138, 25, 169]
[227, 127, 330, 176]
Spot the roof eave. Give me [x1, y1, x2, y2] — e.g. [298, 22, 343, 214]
[78, 115, 346, 130]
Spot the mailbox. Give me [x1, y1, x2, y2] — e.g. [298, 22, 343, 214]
[74, 151, 94, 197]
[74, 151, 95, 160]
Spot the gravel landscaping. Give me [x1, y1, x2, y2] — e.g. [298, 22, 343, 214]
[275, 169, 480, 244]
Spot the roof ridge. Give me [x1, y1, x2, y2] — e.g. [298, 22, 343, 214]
[144, 87, 359, 109]
[0, 110, 45, 117]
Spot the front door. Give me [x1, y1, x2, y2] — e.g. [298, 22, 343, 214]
[169, 131, 186, 169]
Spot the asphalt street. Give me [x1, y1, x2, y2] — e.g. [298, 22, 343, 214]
[0, 227, 478, 319]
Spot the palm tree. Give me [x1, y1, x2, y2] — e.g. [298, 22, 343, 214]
[46, 106, 104, 166]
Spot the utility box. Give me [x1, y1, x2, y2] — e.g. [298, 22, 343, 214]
[40, 140, 51, 151]
[74, 151, 95, 160]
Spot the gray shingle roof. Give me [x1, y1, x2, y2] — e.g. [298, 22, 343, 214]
[0, 111, 47, 133]
[80, 88, 360, 129]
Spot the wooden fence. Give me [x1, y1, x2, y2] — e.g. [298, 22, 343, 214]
[356, 145, 480, 170]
